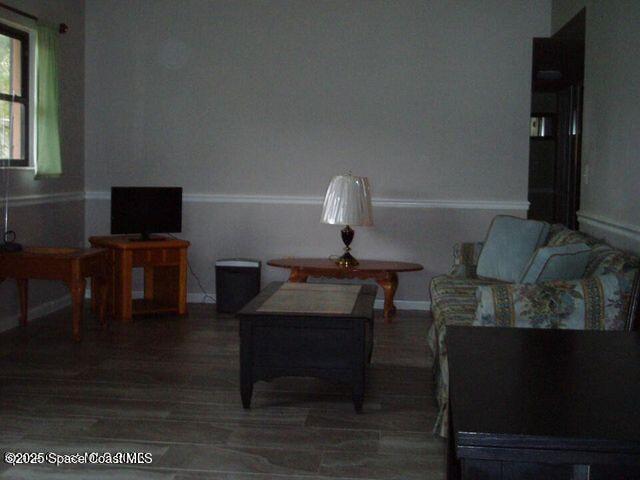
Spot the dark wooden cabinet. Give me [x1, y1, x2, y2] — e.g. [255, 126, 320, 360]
[446, 326, 640, 480]
[237, 282, 376, 412]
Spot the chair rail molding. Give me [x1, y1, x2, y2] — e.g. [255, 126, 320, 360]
[9, 191, 85, 207]
[577, 211, 640, 243]
[85, 191, 529, 211]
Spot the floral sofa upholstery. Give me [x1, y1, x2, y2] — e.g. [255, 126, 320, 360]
[428, 224, 639, 437]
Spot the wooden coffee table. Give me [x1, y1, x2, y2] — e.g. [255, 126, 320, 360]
[267, 258, 423, 322]
[0, 247, 109, 341]
[237, 282, 377, 412]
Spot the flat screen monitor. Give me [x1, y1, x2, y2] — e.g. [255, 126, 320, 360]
[111, 187, 182, 240]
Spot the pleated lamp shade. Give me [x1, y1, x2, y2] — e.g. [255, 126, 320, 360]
[321, 174, 373, 226]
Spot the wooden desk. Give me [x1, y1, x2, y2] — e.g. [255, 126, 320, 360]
[89, 235, 189, 321]
[0, 247, 109, 341]
[446, 326, 640, 480]
[267, 258, 423, 322]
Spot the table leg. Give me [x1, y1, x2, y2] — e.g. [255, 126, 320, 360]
[106, 249, 116, 316]
[288, 268, 309, 283]
[240, 321, 253, 409]
[96, 276, 109, 327]
[90, 277, 98, 314]
[69, 279, 85, 342]
[377, 272, 398, 323]
[114, 250, 133, 322]
[352, 318, 366, 413]
[241, 383, 253, 409]
[446, 399, 461, 480]
[17, 278, 28, 326]
[178, 248, 188, 315]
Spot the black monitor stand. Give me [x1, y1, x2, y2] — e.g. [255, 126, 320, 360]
[128, 232, 166, 242]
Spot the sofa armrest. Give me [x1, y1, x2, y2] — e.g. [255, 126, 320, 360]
[473, 272, 636, 331]
[449, 242, 484, 278]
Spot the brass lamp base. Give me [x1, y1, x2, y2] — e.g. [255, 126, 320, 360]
[334, 225, 359, 267]
[336, 251, 359, 268]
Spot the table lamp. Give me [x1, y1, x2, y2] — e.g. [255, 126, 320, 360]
[321, 174, 373, 267]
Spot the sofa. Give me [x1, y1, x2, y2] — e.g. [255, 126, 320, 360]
[428, 220, 639, 437]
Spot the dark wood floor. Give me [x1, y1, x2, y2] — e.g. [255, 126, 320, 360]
[0, 303, 443, 479]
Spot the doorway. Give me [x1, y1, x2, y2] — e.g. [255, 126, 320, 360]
[527, 9, 585, 229]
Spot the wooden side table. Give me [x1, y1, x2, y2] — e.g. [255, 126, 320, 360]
[89, 235, 190, 322]
[0, 247, 109, 341]
[267, 258, 423, 322]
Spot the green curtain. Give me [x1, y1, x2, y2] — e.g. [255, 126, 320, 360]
[34, 24, 62, 178]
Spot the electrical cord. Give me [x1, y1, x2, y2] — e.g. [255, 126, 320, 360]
[167, 233, 216, 304]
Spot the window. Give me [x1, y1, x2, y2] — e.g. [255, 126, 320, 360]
[0, 23, 29, 167]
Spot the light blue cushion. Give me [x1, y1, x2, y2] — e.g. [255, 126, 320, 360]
[476, 216, 550, 282]
[520, 243, 591, 284]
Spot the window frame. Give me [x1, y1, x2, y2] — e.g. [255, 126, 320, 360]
[0, 21, 29, 167]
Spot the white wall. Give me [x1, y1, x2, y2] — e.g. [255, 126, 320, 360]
[0, 0, 85, 332]
[84, 0, 550, 305]
[86, 194, 524, 305]
[552, 0, 640, 252]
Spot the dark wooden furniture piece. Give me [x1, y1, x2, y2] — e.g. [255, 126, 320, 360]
[528, 9, 585, 228]
[88, 235, 189, 322]
[237, 282, 377, 412]
[0, 247, 109, 341]
[267, 258, 422, 322]
[627, 271, 640, 332]
[446, 326, 640, 480]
